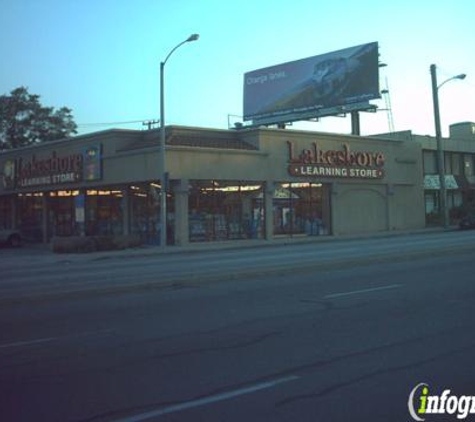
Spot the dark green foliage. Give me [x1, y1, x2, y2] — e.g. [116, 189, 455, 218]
[0, 86, 77, 150]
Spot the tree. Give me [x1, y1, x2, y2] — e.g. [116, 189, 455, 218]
[0, 87, 77, 150]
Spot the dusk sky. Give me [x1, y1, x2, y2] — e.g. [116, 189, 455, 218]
[1, 0, 474, 137]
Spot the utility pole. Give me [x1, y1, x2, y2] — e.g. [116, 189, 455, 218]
[430, 64, 448, 228]
[142, 120, 160, 130]
[429, 65, 467, 227]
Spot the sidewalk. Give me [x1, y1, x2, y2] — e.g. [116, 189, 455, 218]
[2, 226, 457, 265]
[1, 226, 472, 305]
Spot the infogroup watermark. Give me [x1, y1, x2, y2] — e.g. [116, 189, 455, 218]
[408, 383, 475, 420]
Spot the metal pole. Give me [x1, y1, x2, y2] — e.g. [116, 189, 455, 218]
[350, 111, 360, 136]
[159, 61, 167, 248]
[430, 64, 449, 228]
[158, 34, 199, 248]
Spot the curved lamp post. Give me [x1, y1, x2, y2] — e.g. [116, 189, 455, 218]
[430, 64, 466, 228]
[159, 34, 199, 247]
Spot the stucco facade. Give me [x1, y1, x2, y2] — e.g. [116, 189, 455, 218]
[375, 122, 475, 225]
[0, 125, 425, 245]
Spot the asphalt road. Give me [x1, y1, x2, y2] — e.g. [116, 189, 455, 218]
[1, 232, 475, 421]
[2, 230, 475, 302]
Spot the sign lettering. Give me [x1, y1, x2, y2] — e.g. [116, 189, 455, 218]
[287, 141, 385, 179]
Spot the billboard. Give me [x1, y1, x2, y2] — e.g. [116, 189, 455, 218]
[243, 42, 380, 125]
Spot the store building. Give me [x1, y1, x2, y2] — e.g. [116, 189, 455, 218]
[0, 125, 425, 245]
[375, 122, 475, 226]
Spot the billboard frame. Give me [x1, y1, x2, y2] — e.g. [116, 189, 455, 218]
[243, 42, 380, 127]
[248, 101, 377, 128]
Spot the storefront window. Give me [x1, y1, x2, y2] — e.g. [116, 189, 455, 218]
[85, 189, 124, 236]
[188, 181, 264, 242]
[131, 184, 156, 242]
[273, 183, 330, 237]
[425, 191, 438, 214]
[16, 193, 44, 242]
[424, 191, 440, 226]
[47, 190, 80, 238]
[423, 151, 437, 174]
[451, 153, 461, 175]
[129, 183, 152, 243]
[444, 153, 462, 176]
[0, 196, 13, 230]
[444, 153, 452, 175]
[464, 154, 475, 177]
[129, 182, 174, 245]
[448, 191, 464, 223]
[447, 191, 463, 209]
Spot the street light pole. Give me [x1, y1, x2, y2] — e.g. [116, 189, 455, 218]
[430, 64, 448, 228]
[159, 34, 199, 248]
[430, 64, 466, 229]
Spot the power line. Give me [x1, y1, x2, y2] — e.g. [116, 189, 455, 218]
[77, 119, 159, 128]
[142, 119, 160, 130]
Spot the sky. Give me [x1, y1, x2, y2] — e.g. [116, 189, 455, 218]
[1, 0, 474, 138]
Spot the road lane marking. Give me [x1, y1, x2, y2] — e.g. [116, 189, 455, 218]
[0, 337, 57, 349]
[324, 284, 402, 299]
[113, 375, 300, 421]
[0, 329, 114, 350]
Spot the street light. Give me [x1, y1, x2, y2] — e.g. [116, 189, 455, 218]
[159, 33, 199, 248]
[430, 64, 466, 228]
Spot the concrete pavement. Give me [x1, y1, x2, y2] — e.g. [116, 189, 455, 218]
[2, 229, 475, 306]
[0, 226, 462, 266]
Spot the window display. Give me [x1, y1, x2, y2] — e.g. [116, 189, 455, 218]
[188, 181, 264, 242]
[129, 183, 174, 245]
[85, 189, 124, 236]
[273, 182, 330, 237]
[48, 191, 78, 238]
[0, 196, 12, 230]
[16, 193, 44, 242]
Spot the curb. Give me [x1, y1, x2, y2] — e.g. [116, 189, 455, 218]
[2, 239, 473, 307]
[36, 226, 459, 264]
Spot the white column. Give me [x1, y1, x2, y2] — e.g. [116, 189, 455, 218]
[173, 179, 189, 246]
[264, 181, 274, 241]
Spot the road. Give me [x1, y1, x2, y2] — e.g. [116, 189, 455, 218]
[1, 231, 475, 421]
[2, 230, 475, 302]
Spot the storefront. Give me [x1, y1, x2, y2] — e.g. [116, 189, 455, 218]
[188, 180, 264, 242]
[0, 125, 425, 245]
[415, 124, 475, 225]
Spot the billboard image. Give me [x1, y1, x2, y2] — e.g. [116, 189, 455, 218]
[243, 42, 380, 124]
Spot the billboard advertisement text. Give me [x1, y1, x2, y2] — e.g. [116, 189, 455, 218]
[243, 42, 380, 124]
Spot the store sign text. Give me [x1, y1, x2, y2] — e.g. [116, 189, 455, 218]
[287, 141, 385, 179]
[3, 145, 102, 190]
[16, 151, 83, 188]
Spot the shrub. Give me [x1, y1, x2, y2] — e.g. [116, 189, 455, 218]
[51, 235, 143, 253]
[51, 236, 97, 253]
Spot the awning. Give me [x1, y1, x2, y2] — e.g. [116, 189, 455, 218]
[424, 175, 459, 190]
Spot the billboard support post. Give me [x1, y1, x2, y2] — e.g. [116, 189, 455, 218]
[351, 111, 360, 136]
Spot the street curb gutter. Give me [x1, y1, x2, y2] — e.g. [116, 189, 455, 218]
[2, 243, 474, 307]
[36, 227, 458, 264]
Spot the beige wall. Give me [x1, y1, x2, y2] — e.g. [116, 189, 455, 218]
[391, 185, 425, 230]
[0, 130, 144, 193]
[0, 125, 426, 237]
[333, 185, 387, 235]
[164, 127, 425, 235]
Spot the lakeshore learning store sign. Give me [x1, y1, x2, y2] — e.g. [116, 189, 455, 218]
[3, 146, 102, 189]
[287, 141, 385, 179]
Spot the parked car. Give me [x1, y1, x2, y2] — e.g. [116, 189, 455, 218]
[459, 212, 475, 230]
[0, 229, 23, 247]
